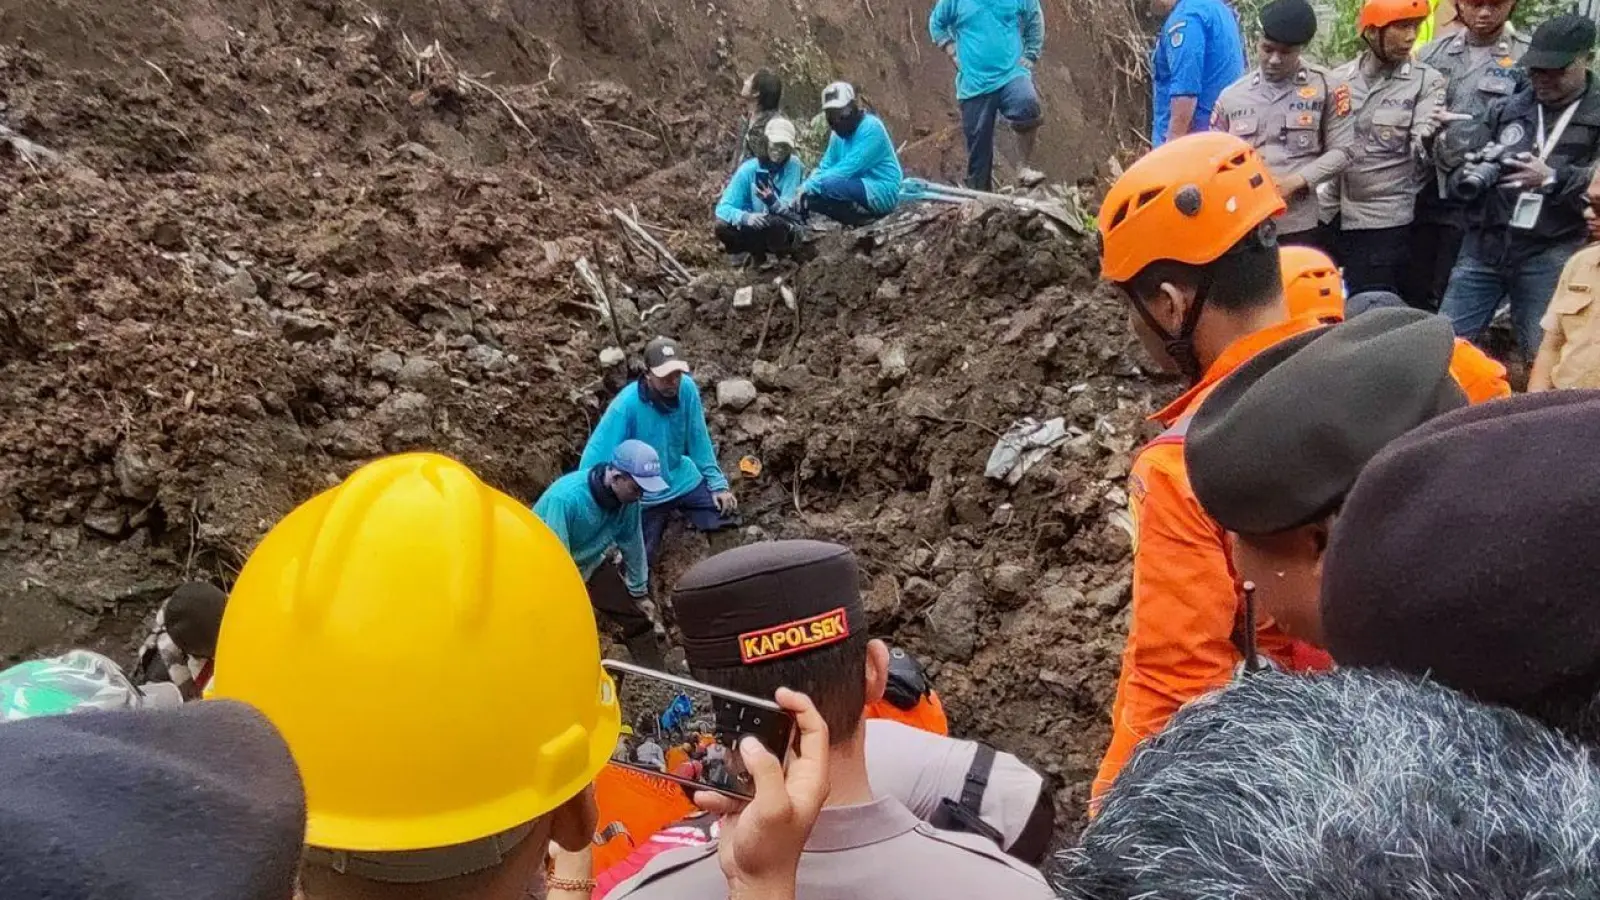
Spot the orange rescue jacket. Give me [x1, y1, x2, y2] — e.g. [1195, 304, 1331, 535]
[1093, 316, 1335, 806]
[1449, 339, 1512, 404]
[865, 689, 951, 736]
[592, 766, 697, 873]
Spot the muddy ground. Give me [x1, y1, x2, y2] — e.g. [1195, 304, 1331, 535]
[0, 0, 1158, 834]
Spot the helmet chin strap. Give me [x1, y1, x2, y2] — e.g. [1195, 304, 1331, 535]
[1131, 276, 1212, 385]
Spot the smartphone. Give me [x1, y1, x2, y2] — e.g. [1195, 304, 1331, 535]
[602, 659, 796, 801]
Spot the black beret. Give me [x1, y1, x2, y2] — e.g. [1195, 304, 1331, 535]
[0, 700, 305, 900]
[166, 582, 228, 658]
[674, 540, 865, 668]
[1323, 390, 1600, 708]
[1187, 307, 1466, 535]
[1260, 0, 1318, 45]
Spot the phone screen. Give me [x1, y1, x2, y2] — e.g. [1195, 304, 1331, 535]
[602, 660, 796, 800]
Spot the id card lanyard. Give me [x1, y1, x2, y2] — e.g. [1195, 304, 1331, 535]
[1513, 99, 1581, 230]
[1536, 99, 1581, 162]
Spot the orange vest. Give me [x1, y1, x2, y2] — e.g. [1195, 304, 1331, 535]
[1094, 316, 1334, 807]
[591, 766, 696, 873]
[865, 690, 950, 736]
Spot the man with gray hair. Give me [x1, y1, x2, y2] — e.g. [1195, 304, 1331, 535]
[1056, 669, 1600, 898]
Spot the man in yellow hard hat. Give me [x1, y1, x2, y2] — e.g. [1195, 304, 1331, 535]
[211, 453, 621, 900]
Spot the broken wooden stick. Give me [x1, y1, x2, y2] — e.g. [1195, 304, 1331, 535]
[458, 73, 537, 144]
[573, 257, 626, 349]
[610, 208, 692, 284]
[0, 125, 62, 168]
[754, 286, 780, 358]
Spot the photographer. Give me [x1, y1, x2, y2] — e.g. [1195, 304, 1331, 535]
[1440, 15, 1600, 359]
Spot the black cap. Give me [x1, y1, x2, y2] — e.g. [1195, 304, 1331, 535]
[0, 701, 305, 900]
[1522, 14, 1597, 70]
[1186, 308, 1466, 535]
[1322, 391, 1600, 709]
[165, 582, 228, 658]
[1259, 0, 1318, 45]
[674, 540, 866, 669]
[643, 336, 691, 378]
[1344, 289, 1407, 318]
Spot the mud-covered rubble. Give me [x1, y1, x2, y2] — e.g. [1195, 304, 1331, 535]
[2, 0, 1161, 837]
[0, 15, 728, 664]
[646, 203, 1162, 826]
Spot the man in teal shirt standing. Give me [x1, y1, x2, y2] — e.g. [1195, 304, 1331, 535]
[579, 337, 737, 563]
[930, 0, 1046, 191]
[535, 438, 669, 667]
[1152, 0, 1246, 145]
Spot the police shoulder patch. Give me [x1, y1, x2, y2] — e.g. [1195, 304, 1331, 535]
[739, 608, 852, 663]
[1500, 122, 1526, 145]
[1332, 84, 1352, 117]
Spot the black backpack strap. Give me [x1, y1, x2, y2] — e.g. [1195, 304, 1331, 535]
[960, 744, 996, 813]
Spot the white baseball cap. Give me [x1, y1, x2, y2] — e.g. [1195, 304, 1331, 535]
[821, 82, 857, 111]
[764, 117, 798, 147]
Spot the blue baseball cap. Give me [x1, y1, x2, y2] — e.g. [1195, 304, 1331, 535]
[612, 440, 670, 494]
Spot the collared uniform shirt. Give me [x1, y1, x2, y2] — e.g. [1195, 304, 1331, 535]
[864, 719, 1045, 851]
[606, 796, 1055, 900]
[1540, 243, 1600, 389]
[1417, 28, 1529, 204]
[1212, 63, 1352, 234]
[1152, 0, 1245, 145]
[1325, 54, 1447, 230]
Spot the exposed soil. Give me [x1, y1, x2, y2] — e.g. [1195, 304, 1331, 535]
[0, 0, 1155, 837]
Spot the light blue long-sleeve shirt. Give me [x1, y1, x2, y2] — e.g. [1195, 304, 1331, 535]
[929, 0, 1044, 101]
[533, 469, 649, 596]
[801, 114, 904, 214]
[715, 157, 806, 226]
[578, 378, 729, 508]
[1152, 0, 1245, 145]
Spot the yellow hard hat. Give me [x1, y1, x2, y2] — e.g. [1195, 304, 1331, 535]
[210, 452, 619, 853]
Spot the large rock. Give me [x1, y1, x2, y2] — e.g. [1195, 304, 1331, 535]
[925, 571, 982, 662]
[989, 563, 1032, 608]
[716, 379, 759, 412]
[322, 421, 381, 460]
[376, 392, 434, 450]
[369, 350, 404, 381]
[225, 268, 258, 301]
[396, 356, 448, 391]
[279, 312, 336, 343]
[113, 444, 161, 502]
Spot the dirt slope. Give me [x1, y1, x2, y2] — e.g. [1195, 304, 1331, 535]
[0, 0, 1156, 835]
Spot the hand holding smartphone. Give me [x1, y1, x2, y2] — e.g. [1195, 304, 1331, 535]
[602, 660, 798, 801]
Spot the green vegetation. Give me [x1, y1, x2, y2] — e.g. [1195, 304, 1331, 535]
[1233, 0, 1575, 68]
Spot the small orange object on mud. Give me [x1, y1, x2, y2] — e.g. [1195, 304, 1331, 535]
[739, 455, 763, 478]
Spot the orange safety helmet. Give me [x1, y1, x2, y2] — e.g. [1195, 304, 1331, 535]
[1099, 132, 1286, 284]
[1279, 245, 1345, 323]
[1358, 0, 1431, 31]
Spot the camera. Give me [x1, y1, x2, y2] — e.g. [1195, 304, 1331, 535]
[1455, 142, 1510, 201]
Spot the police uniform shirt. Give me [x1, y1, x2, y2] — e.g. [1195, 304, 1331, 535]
[1328, 55, 1448, 229]
[1213, 63, 1351, 234]
[864, 719, 1044, 851]
[606, 795, 1055, 900]
[1417, 28, 1528, 122]
[1540, 243, 1600, 389]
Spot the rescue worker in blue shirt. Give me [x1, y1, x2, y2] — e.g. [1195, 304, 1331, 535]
[1152, 0, 1246, 145]
[800, 82, 904, 226]
[579, 336, 737, 563]
[534, 438, 669, 668]
[929, 0, 1046, 191]
[715, 117, 806, 263]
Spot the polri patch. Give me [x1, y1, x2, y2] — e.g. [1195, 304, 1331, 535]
[739, 608, 852, 663]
